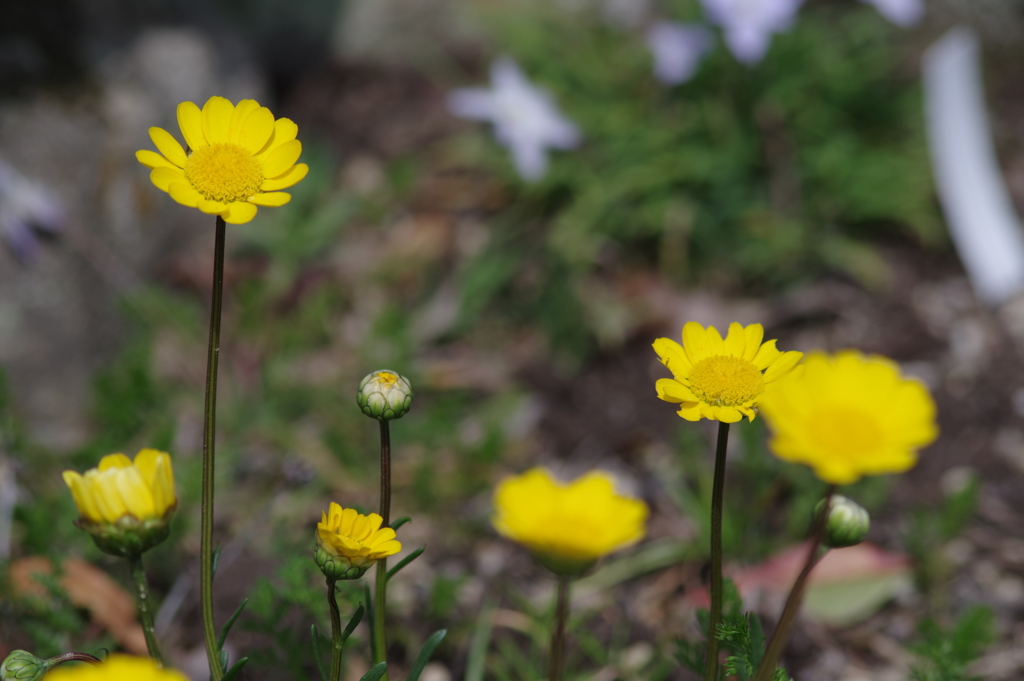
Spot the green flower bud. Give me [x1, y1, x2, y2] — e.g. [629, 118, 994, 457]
[356, 370, 413, 421]
[815, 495, 870, 549]
[75, 515, 173, 558]
[1, 651, 47, 681]
[314, 543, 374, 580]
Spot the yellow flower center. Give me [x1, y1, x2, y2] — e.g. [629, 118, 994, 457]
[374, 372, 399, 385]
[688, 355, 764, 406]
[184, 143, 263, 203]
[808, 408, 883, 457]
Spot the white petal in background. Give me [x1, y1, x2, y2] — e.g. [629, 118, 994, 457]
[923, 27, 1024, 305]
[0, 159, 65, 265]
[701, 0, 804, 65]
[646, 22, 714, 85]
[861, 0, 924, 28]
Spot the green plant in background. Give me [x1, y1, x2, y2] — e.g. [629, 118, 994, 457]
[909, 606, 995, 681]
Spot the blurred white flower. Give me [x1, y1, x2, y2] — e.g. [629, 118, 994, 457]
[861, 0, 923, 27]
[701, 0, 803, 64]
[447, 58, 581, 182]
[646, 22, 714, 85]
[0, 159, 64, 264]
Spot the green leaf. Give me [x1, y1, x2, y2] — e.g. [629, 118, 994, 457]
[386, 548, 425, 583]
[390, 517, 412, 531]
[311, 624, 327, 681]
[358, 661, 388, 681]
[465, 598, 495, 681]
[217, 598, 248, 651]
[341, 603, 365, 645]
[221, 657, 249, 681]
[406, 629, 447, 681]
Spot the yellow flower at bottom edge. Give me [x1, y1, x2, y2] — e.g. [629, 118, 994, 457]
[492, 467, 648, 576]
[758, 350, 938, 485]
[315, 503, 402, 580]
[653, 321, 803, 423]
[44, 655, 190, 681]
[136, 96, 308, 224]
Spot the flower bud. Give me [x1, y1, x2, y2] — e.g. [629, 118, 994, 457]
[62, 449, 177, 557]
[815, 495, 870, 549]
[314, 502, 402, 581]
[1, 650, 47, 681]
[356, 370, 413, 421]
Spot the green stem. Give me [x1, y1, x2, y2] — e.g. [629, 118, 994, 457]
[549, 577, 571, 681]
[372, 420, 392, 681]
[327, 578, 343, 681]
[752, 485, 836, 681]
[704, 421, 730, 681]
[128, 553, 166, 666]
[200, 216, 227, 681]
[46, 652, 102, 667]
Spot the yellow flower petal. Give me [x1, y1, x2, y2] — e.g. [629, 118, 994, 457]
[763, 350, 803, 383]
[115, 467, 156, 519]
[136, 149, 177, 170]
[238, 107, 276, 154]
[228, 99, 261, 142]
[201, 96, 234, 145]
[99, 454, 132, 471]
[148, 127, 187, 167]
[655, 378, 697, 403]
[150, 167, 185, 192]
[262, 139, 302, 178]
[257, 118, 299, 157]
[652, 337, 692, 380]
[681, 321, 712, 363]
[168, 182, 202, 208]
[198, 199, 229, 215]
[249, 191, 290, 207]
[177, 101, 206, 152]
[751, 339, 782, 370]
[223, 201, 258, 224]
[743, 324, 765, 361]
[262, 163, 308, 191]
[723, 322, 746, 358]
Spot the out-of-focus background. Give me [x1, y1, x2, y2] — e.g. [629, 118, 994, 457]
[3, 0, 1024, 679]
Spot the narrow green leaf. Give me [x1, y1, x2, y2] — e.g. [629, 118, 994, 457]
[342, 603, 365, 645]
[358, 661, 388, 681]
[221, 657, 249, 681]
[465, 599, 495, 681]
[364, 583, 376, 662]
[219, 649, 228, 671]
[390, 516, 411, 531]
[211, 543, 222, 579]
[406, 629, 447, 681]
[311, 624, 328, 681]
[217, 598, 249, 651]
[386, 547, 425, 583]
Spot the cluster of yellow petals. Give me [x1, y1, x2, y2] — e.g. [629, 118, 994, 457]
[492, 467, 648, 565]
[316, 503, 402, 565]
[758, 351, 938, 485]
[62, 450, 176, 525]
[136, 96, 308, 224]
[654, 322, 804, 423]
[45, 655, 190, 681]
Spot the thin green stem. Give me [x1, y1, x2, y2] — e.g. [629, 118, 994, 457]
[46, 652, 102, 667]
[704, 421, 730, 681]
[372, 420, 392, 681]
[327, 578, 343, 681]
[753, 485, 836, 681]
[128, 553, 166, 666]
[200, 216, 227, 681]
[549, 577, 571, 681]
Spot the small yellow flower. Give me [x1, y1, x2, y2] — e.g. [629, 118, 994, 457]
[492, 467, 648, 575]
[44, 655, 190, 681]
[653, 321, 804, 423]
[62, 449, 177, 556]
[314, 503, 402, 580]
[136, 96, 308, 224]
[758, 351, 939, 485]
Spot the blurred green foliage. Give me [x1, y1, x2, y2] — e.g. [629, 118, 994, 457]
[910, 605, 995, 681]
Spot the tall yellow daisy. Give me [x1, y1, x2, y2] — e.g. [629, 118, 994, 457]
[45, 655, 191, 681]
[758, 351, 938, 485]
[136, 96, 308, 224]
[653, 322, 803, 423]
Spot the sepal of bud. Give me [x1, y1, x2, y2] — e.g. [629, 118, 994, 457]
[1, 650, 48, 681]
[357, 370, 413, 421]
[314, 544, 373, 580]
[75, 513, 174, 558]
[531, 551, 597, 579]
[815, 494, 870, 549]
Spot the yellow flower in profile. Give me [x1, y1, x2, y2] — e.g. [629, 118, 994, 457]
[44, 655, 190, 681]
[314, 503, 402, 580]
[758, 351, 938, 485]
[136, 96, 308, 224]
[493, 467, 648, 575]
[653, 321, 803, 423]
[62, 449, 177, 556]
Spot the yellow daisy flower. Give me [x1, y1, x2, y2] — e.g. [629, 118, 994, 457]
[493, 467, 648, 575]
[314, 503, 402, 580]
[45, 655, 190, 681]
[62, 449, 177, 525]
[136, 96, 308, 224]
[653, 321, 804, 423]
[758, 350, 938, 485]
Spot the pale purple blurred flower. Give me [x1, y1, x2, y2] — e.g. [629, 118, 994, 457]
[861, 0, 923, 27]
[701, 0, 803, 64]
[646, 22, 714, 85]
[0, 159, 64, 264]
[447, 57, 581, 182]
